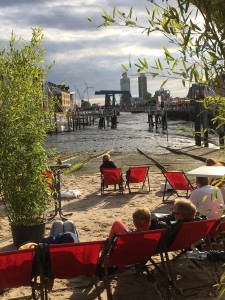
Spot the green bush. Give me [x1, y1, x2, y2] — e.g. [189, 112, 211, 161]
[0, 27, 54, 226]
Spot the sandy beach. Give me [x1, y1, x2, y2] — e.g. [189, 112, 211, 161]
[0, 147, 224, 300]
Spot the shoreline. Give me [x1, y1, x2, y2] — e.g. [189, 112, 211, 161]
[0, 147, 223, 299]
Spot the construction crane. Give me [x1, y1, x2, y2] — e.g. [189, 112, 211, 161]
[83, 81, 94, 102]
[77, 88, 84, 103]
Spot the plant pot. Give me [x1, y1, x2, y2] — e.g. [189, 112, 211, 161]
[11, 222, 46, 247]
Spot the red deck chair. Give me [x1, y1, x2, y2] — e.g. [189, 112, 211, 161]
[0, 247, 43, 300]
[156, 219, 216, 294]
[101, 168, 123, 195]
[47, 240, 104, 299]
[125, 166, 150, 193]
[208, 217, 225, 250]
[103, 229, 165, 299]
[162, 170, 194, 202]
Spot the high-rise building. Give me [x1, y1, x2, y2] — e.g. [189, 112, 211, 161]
[120, 72, 131, 106]
[138, 74, 147, 100]
[120, 72, 130, 92]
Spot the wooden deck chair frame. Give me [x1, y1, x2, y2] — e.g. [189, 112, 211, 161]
[0, 246, 45, 300]
[45, 240, 104, 300]
[162, 170, 194, 202]
[102, 229, 166, 300]
[101, 168, 123, 195]
[125, 166, 150, 193]
[155, 219, 216, 295]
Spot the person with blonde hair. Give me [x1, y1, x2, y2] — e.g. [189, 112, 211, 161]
[151, 198, 197, 229]
[108, 206, 152, 239]
[172, 198, 196, 221]
[100, 154, 116, 173]
[109, 200, 197, 239]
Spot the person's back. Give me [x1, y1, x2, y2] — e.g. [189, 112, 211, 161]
[206, 157, 225, 202]
[190, 177, 224, 219]
[100, 154, 116, 173]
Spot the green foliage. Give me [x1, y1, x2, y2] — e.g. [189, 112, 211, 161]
[0, 27, 54, 226]
[81, 100, 91, 108]
[63, 162, 84, 174]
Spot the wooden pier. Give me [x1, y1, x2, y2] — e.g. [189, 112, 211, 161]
[51, 109, 118, 134]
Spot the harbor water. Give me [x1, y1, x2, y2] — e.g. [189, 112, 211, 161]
[45, 112, 217, 156]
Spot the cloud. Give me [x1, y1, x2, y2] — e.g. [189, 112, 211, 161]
[0, 0, 189, 105]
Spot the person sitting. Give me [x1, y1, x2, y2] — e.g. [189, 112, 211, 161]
[42, 220, 80, 244]
[100, 154, 117, 173]
[190, 176, 224, 219]
[206, 157, 225, 201]
[108, 199, 197, 240]
[100, 154, 118, 189]
[154, 198, 198, 227]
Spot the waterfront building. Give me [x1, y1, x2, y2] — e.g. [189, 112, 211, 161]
[44, 81, 72, 112]
[138, 73, 147, 101]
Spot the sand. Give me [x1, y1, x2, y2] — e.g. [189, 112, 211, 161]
[0, 148, 224, 300]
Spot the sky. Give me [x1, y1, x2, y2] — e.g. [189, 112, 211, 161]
[0, 0, 190, 105]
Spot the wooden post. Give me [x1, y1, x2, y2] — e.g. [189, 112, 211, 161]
[194, 99, 201, 146]
[202, 107, 208, 147]
[107, 116, 110, 127]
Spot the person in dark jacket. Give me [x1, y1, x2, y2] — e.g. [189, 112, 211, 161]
[100, 154, 117, 173]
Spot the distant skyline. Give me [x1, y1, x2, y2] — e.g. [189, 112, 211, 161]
[0, 0, 189, 105]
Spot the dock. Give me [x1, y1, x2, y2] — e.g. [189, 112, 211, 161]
[50, 108, 119, 133]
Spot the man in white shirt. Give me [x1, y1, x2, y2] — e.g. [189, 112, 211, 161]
[190, 177, 224, 219]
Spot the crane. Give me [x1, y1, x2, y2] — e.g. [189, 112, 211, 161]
[77, 89, 84, 104]
[83, 81, 94, 102]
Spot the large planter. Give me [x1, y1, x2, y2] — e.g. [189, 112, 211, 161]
[11, 223, 46, 247]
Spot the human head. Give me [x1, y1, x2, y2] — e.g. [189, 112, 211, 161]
[172, 198, 196, 221]
[102, 154, 111, 163]
[133, 206, 151, 231]
[196, 177, 208, 188]
[206, 158, 223, 166]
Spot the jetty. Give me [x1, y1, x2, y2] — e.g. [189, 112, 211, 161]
[51, 108, 119, 134]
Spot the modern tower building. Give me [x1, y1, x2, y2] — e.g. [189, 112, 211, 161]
[138, 73, 147, 101]
[120, 72, 131, 106]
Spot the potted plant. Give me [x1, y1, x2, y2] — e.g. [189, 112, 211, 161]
[0, 27, 54, 246]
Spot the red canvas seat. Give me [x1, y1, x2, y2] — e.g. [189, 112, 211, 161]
[101, 168, 123, 195]
[165, 219, 216, 253]
[47, 241, 104, 299]
[0, 247, 39, 299]
[208, 217, 225, 250]
[103, 229, 165, 299]
[155, 219, 216, 295]
[162, 170, 194, 202]
[125, 166, 150, 193]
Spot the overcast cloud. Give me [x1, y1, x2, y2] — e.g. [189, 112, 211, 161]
[0, 0, 189, 105]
